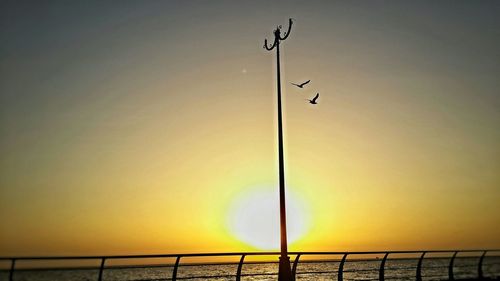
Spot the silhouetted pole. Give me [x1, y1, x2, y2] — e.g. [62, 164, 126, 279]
[264, 18, 293, 281]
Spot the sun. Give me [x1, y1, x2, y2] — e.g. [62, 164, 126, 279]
[226, 186, 310, 250]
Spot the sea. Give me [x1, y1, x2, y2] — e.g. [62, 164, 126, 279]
[1, 256, 499, 281]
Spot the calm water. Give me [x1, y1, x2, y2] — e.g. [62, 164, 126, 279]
[1, 257, 499, 281]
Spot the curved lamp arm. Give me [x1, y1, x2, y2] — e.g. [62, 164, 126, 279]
[264, 37, 278, 51]
[279, 18, 293, 40]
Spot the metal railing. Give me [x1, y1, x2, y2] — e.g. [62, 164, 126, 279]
[1, 249, 499, 281]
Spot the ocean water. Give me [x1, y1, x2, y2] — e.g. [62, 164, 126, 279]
[1, 257, 499, 281]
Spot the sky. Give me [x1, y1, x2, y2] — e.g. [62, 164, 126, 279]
[1, 1, 499, 257]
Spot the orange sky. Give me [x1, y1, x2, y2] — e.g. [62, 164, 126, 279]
[1, 1, 499, 256]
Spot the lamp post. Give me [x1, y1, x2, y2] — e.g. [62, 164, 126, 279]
[263, 18, 294, 281]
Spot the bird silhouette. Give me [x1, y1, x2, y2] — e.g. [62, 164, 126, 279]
[307, 93, 320, 104]
[291, 80, 311, 88]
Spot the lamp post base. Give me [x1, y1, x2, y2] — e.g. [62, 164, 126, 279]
[278, 255, 293, 281]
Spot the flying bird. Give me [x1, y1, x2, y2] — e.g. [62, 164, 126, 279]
[307, 93, 320, 104]
[291, 80, 311, 88]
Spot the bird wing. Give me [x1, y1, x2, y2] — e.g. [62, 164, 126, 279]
[301, 80, 311, 87]
[312, 93, 319, 102]
[290, 82, 299, 87]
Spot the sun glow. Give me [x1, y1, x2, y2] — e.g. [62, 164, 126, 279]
[226, 186, 311, 250]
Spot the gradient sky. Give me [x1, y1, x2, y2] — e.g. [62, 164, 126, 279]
[1, 1, 499, 256]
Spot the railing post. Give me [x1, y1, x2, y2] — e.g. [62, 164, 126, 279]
[338, 253, 348, 281]
[236, 254, 246, 281]
[379, 253, 389, 281]
[292, 254, 301, 281]
[478, 251, 487, 279]
[9, 258, 16, 281]
[172, 255, 181, 281]
[449, 251, 458, 281]
[97, 258, 106, 281]
[416, 252, 426, 281]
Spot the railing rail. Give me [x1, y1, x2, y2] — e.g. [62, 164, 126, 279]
[1, 249, 499, 281]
